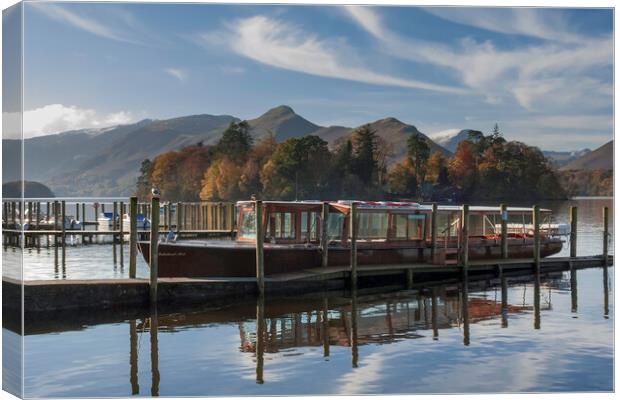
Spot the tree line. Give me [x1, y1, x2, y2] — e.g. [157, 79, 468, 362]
[136, 121, 566, 202]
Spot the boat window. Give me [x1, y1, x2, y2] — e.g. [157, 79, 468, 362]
[327, 212, 344, 241]
[301, 212, 319, 242]
[239, 209, 256, 239]
[267, 212, 296, 240]
[392, 214, 425, 240]
[357, 212, 388, 240]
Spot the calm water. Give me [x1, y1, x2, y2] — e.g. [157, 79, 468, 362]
[3, 266, 613, 396]
[2, 198, 614, 396]
[2, 198, 614, 281]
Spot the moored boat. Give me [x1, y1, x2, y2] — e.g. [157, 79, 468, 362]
[138, 200, 564, 278]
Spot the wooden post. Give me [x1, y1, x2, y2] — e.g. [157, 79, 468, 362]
[500, 266, 508, 328]
[532, 205, 540, 274]
[129, 319, 139, 394]
[350, 290, 358, 368]
[321, 202, 329, 267]
[431, 288, 438, 340]
[129, 196, 138, 279]
[229, 203, 236, 235]
[461, 204, 469, 275]
[255, 293, 265, 384]
[119, 201, 124, 244]
[81, 203, 85, 231]
[462, 274, 470, 346]
[569, 206, 577, 258]
[570, 263, 577, 313]
[500, 204, 508, 259]
[75, 202, 79, 221]
[35, 202, 40, 230]
[603, 206, 609, 265]
[322, 297, 330, 357]
[94, 203, 99, 231]
[350, 202, 358, 289]
[113, 201, 118, 242]
[149, 308, 160, 396]
[61, 200, 66, 246]
[176, 202, 182, 233]
[149, 195, 160, 305]
[430, 202, 438, 261]
[255, 200, 265, 295]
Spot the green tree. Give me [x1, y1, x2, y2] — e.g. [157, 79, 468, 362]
[136, 159, 153, 200]
[407, 133, 430, 189]
[216, 121, 253, 160]
[351, 125, 378, 184]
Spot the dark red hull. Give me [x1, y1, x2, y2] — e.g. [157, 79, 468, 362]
[138, 238, 563, 278]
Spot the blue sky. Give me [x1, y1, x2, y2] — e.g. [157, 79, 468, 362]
[16, 2, 613, 150]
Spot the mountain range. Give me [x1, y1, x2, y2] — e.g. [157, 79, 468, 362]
[2, 105, 609, 196]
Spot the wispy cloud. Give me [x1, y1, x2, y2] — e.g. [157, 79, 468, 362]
[165, 68, 188, 82]
[343, 6, 612, 113]
[198, 15, 466, 94]
[30, 3, 144, 45]
[9, 104, 140, 138]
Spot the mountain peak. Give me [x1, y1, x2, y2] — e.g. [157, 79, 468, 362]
[262, 105, 296, 117]
[248, 105, 319, 141]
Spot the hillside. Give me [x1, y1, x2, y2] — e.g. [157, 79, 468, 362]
[2, 181, 55, 198]
[543, 149, 591, 168]
[429, 129, 473, 152]
[560, 141, 613, 171]
[247, 105, 320, 141]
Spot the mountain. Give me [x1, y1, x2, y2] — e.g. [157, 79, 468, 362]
[560, 141, 613, 171]
[543, 149, 592, 168]
[429, 129, 476, 153]
[2, 181, 55, 198]
[247, 105, 320, 141]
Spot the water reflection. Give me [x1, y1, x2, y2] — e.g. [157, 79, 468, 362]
[15, 266, 613, 397]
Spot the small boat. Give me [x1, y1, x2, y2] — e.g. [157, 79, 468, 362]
[138, 200, 564, 278]
[37, 215, 82, 230]
[98, 212, 150, 230]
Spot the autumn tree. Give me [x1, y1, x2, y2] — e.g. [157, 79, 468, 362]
[387, 158, 417, 197]
[426, 152, 448, 184]
[448, 140, 477, 195]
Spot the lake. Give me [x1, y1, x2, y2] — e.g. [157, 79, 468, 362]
[2, 197, 614, 396]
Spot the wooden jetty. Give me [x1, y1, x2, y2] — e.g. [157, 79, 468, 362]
[1, 198, 614, 312]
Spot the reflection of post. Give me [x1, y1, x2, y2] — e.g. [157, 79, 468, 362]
[603, 265, 609, 319]
[130, 319, 140, 395]
[351, 290, 358, 368]
[570, 264, 578, 313]
[431, 288, 438, 340]
[322, 297, 330, 358]
[501, 269, 508, 328]
[150, 308, 160, 396]
[534, 270, 541, 330]
[462, 275, 470, 346]
[256, 294, 265, 384]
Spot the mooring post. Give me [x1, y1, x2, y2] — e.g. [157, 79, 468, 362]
[94, 203, 99, 231]
[176, 202, 182, 234]
[75, 202, 79, 221]
[461, 204, 470, 277]
[321, 202, 330, 268]
[533, 205, 540, 274]
[113, 201, 118, 243]
[350, 202, 358, 289]
[149, 194, 160, 305]
[430, 202, 438, 261]
[255, 200, 265, 296]
[570, 206, 577, 258]
[500, 203, 508, 258]
[129, 196, 138, 279]
[119, 201, 125, 244]
[61, 200, 66, 246]
[35, 202, 40, 230]
[229, 203, 236, 236]
[603, 206, 609, 266]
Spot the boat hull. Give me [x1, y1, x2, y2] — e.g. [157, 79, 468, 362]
[138, 238, 563, 278]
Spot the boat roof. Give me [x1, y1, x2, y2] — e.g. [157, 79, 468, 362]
[236, 200, 551, 213]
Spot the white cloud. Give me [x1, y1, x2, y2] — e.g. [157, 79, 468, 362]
[165, 68, 188, 82]
[198, 15, 466, 94]
[5, 104, 140, 138]
[30, 3, 143, 45]
[343, 6, 612, 113]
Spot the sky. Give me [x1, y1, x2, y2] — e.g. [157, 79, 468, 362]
[10, 2, 614, 150]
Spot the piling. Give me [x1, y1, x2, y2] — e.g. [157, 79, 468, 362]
[570, 206, 577, 258]
[119, 201, 124, 244]
[61, 200, 66, 246]
[129, 196, 138, 279]
[350, 202, 358, 289]
[430, 202, 438, 260]
[533, 205, 540, 274]
[321, 202, 330, 268]
[176, 202, 182, 234]
[603, 206, 609, 265]
[350, 291, 359, 368]
[113, 202, 118, 242]
[461, 204, 469, 276]
[570, 263, 577, 313]
[255, 200, 265, 295]
[75, 202, 79, 221]
[500, 204, 508, 258]
[149, 195, 160, 305]
[229, 203, 236, 235]
[81, 203, 85, 231]
[94, 203, 99, 231]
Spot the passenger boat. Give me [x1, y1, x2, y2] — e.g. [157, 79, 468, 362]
[138, 200, 564, 278]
